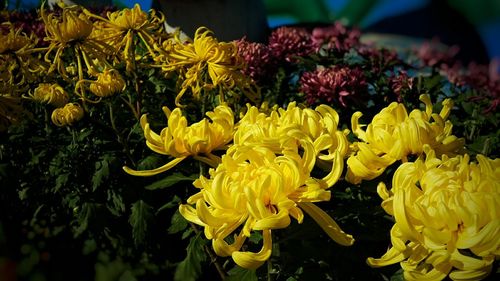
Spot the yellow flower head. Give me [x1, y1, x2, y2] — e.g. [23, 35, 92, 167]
[51, 102, 84, 127]
[0, 94, 24, 132]
[179, 144, 354, 269]
[236, 102, 350, 186]
[32, 83, 69, 107]
[89, 69, 126, 97]
[41, 4, 93, 43]
[368, 147, 499, 281]
[154, 27, 258, 106]
[87, 4, 165, 72]
[123, 104, 234, 176]
[0, 23, 35, 54]
[347, 94, 464, 184]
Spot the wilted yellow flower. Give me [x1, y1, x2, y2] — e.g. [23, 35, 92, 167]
[154, 27, 259, 106]
[89, 69, 126, 97]
[236, 102, 350, 184]
[179, 144, 354, 269]
[0, 94, 24, 132]
[347, 94, 464, 184]
[123, 104, 234, 176]
[41, 3, 111, 80]
[87, 4, 165, 72]
[32, 83, 69, 107]
[368, 146, 499, 281]
[51, 102, 84, 126]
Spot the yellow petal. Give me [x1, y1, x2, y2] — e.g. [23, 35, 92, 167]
[232, 229, 272, 269]
[122, 156, 187, 176]
[299, 202, 354, 246]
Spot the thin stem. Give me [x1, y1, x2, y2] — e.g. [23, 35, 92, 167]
[108, 102, 136, 167]
[189, 223, 227, 280]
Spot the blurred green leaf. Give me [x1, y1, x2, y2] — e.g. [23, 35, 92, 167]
[129, 200, 153, 246]
[168, 209, 188, 234]
[92, 155, 113, 192]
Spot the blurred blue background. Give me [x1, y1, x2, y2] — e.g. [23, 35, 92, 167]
[5, 0, 500, 62]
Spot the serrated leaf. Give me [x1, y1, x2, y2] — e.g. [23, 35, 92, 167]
[129, 200, 153, 246]
[107, 190, 126, 216]
[92, 155, 112, 192]
[137, 155, 163, 171]
[145, 173, 197, 190]
[174, 232, 207, 281]
[168, 209, 188, 234]
[225, 266, 258, 281]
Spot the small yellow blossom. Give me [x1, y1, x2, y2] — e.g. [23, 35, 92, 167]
[154, 27, 259, 106]
[179, 144, 354, 269]
[51, 102, 84, 126]
[123, 104, 234, 176]
[368, 146, 499, 281]
[89, 69, 126, 97]
[347, 94, 464, 184]
[32, 83, 69, 107]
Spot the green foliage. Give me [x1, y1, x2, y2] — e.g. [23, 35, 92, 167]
[225, 266, 258, 281]
[145, 173, 198, 190]
[129, 200, 153, 246]
[174, 232, 207, 281]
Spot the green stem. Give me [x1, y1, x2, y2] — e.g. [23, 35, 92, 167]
[189, 223, 226, 280]
[108, 102, 136, 167]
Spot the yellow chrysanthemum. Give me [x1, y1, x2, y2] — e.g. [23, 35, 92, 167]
[89, 69, 126, 97]
[179, 144, 354, 269]
[346, 94, 464, 184]
[235, 102, 350, 185]
[51, 102, 84, 127]
[87, 4, 165, 72]
[0, 23, 43, 91]
[41, 3, 111, 80]
[0, 94, 24, 132]
[154, 27, 259, 106]
[368, 146, 499, 281]
[123, 104, 234, 176]
[32, 83, 69, 107]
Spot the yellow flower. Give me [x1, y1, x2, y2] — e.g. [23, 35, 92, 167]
[235, 102, 350, 185]
[87, 4, 165, 72]
[154, 27, 259, 106]
[32, 83, 69, 107]
[89, 69, 126, 97]
[0, 23, 43, 91]
[41, 3, 111, 80]
[179, 144, 354, 269]
[123, 104, 234, 176]
[347, 94, 464, 184]
[368, 146, 500, 281]
[0, 94, 24, 132]
[51, 102, 84, 127]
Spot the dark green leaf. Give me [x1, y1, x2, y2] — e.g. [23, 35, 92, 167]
[157, 195, 181, 214]
[174, 232, 207, 281]
[145, 173, 197, 190]
[92, 155, 113, 191]
[74, 203, 97, 237]
[54, 173, 69, 192]
[225, 266, 258, 281]
[107, 190, 126, 216]
[137, 155, 163, 171]
[168, 209, 188, 234]
[129, 200, 153, 246]
[390, 268, 404, 281]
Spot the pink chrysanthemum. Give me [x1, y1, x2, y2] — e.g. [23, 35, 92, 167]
[311, 22, 360, 53]
[236, 38, 275, 84]
[416, 39, 459, 67]
[300, 65, 366, 107]
[268, 26, 314, 63]
[388, 70, 413, 102]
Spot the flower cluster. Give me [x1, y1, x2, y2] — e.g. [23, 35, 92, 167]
[311, 22, 360, 53]
[368, 146, 499, 281]
[300, 65, 366, 107]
